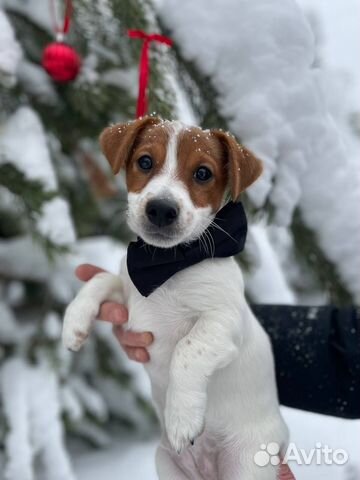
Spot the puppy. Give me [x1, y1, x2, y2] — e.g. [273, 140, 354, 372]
[63, 116, 288, 480]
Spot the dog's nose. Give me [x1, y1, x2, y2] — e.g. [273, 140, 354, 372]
[146, 199, 179, 227]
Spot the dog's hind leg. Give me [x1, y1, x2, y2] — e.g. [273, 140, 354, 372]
[217, 443, 279, 480]
[62, 272, 124, 351]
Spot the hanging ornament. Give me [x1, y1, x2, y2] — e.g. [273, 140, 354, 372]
[42, 0, 81, 83]
[128, 30, 173, 118]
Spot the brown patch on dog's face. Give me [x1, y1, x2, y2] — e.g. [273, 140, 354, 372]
[212, 130, 263, 201]
[99, 116, 163, 174]
[177, 127, 228, 212]
[176, 127, 263, 211]
[125, 124, 169, 193]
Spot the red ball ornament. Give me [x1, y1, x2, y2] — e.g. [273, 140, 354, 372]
[42, 41, 81, 83]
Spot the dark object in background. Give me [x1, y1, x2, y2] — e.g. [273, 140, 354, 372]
[253, 305, 360, 419]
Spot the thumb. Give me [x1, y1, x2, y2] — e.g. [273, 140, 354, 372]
[75, 263, 106, 282]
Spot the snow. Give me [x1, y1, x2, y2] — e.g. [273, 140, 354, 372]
[5, 280, 25, 307]
[1, 106, 57, 190]
[101, 67, 139, 97]
[68, 376, 108, 422]
[0, 359, 33, 480]
[0, 8, 22, 85]
[164, 59, 199, 125]
[244, 223, 296, 304]
[0, 235, 126, 303]
[17, 60, 59, 105]
[3, 0, 53, 34]
[68, 237, 126, 276]
[0, 301, 19, 343]
[0, 106, 76, 246]
[43, 311, 63, 340]
[60, 384, 84, 423]
[73, 438, 158, 480]
[296, 0, 360, 102]
[37, 197, 76, 246]
[282, 407, 360, 480]
[0, 236, 51, 281]
[27, 363, 76, 480]
[0, 358, 76, 480]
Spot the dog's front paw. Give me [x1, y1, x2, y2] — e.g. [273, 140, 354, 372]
[62, 299, 98, 352]
[165, 388, 206, 454]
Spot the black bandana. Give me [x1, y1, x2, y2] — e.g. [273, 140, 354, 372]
[127, 201, 247, 297]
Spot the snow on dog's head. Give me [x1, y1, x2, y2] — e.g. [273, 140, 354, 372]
[100, 116, 263, 248]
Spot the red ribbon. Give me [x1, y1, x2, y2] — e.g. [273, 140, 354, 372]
[128, 30, 173, 118]
[50, 0, 73, 37]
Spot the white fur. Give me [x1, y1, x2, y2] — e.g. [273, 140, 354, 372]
[62, 123, 288, 479]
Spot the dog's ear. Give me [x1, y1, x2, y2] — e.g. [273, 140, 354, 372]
[99, 116, 161, 174]
[212, 130, 263, 201]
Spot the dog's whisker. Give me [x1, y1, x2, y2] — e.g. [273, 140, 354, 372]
[208, 230, 216, 258]
[207, 229, 216, 258]
[203, 229, 212, 257]
[210, 220, 238, 244]
[199, 232, 207, 256]
[198, 231, 206, 255]
[201, 231, 210, 257]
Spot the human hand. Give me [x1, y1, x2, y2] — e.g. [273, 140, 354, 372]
[75, 264, 153, 363]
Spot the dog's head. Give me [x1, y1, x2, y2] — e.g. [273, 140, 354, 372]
[100, 116, 263, 248]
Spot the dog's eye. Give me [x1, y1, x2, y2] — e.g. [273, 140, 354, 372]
[138, 155, 153, 171]
[194, 166, 213, 183]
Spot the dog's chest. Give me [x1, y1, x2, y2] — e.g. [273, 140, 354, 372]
[122, 255, 239, 346]
[128, 288, 195, 358]
[123, 265, 197, 384]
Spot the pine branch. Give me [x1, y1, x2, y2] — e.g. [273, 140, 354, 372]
[0, 162, 56, 213]
[0, 162, 68, 258]
[292, 210, 353, 305]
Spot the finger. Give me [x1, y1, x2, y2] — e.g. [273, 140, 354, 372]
[124, 346, 150, 363]
[75, 264, 106, 282]
[112, 327, 152, 363]
[98, 302, 128, 324]
[279, 463, 295, 480]
[114, 326, 153, 347]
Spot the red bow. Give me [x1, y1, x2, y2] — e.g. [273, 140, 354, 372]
[128, 30, 173, 118]
[50, 0, 73, 37]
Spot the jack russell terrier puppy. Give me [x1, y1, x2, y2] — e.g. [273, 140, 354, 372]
[63, 116, 288, 480]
